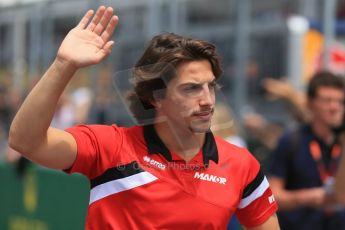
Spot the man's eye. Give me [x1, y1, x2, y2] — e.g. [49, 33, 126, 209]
[184, 85, 201, 92]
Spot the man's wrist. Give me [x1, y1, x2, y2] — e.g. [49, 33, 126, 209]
[53, 57, 78, 77]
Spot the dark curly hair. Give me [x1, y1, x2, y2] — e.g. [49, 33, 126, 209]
[127, 33, 223, 124]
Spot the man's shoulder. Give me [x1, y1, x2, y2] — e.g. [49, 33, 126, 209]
[65, 124, 143, 142]
[67, 123, 140, 132]
[214, 135, 256, 164]
[214, 135, 244, 149]
[277, 124, 310, 145]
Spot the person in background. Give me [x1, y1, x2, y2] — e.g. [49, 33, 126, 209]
[8, 6, 279, 229]
[243, 78, 304, 173]
[261, 78, 309, 123]
[269, 71, 345, 230]
[334, 127, 345, 204]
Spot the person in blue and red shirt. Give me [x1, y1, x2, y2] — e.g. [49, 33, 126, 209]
[9, 5, 279, 229]
[269, 71, 345, 230]
[335, 132, 345, 205]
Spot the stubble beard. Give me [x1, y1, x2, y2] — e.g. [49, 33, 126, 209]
[188, 119, 212, 134]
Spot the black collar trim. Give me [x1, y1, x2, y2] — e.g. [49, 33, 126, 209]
[143, 125, 219, 166]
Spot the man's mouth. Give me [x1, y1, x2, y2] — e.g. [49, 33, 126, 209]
[192, 109, 214, 120]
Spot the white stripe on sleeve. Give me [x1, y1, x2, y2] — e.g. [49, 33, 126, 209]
[238, 176, 269, 209]
[89, 171, 158, 205]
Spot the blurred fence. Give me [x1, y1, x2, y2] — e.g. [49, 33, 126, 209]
[0, 0, 334, 118]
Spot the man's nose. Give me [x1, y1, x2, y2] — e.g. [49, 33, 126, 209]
[199, 86, 214, 106]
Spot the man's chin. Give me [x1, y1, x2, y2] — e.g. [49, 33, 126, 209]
[189, 122, 211, 134]
[328, 120, 343, 128]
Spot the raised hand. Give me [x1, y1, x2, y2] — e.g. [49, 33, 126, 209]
[57, 6, 119, 68]
[261, 78, 296, 99]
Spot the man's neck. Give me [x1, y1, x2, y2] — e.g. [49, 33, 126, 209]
[154, 121, 205, 162]
[311, 121, 335, 144]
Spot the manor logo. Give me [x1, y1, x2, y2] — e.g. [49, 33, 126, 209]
[143, 156, 166, 170]
[194, 172, 227, 184]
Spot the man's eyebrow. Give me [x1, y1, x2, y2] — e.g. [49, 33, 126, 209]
[179, 79, 218, 87]
[179, 82, 202, 87]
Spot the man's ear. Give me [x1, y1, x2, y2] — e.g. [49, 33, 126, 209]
[151, 89, 166, 109]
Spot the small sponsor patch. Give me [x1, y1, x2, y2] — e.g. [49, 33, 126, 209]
[143, 156, 166, 170]
[268, 194, 275, 204]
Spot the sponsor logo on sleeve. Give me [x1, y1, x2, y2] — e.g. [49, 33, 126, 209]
[268, 194, 275, 204]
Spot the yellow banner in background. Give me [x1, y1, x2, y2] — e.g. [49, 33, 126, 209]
[302, 29, 324, 83]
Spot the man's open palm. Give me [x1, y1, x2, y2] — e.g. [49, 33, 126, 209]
[57, 6, 118, 68]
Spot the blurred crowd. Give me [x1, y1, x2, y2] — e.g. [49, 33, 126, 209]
[0, 69, 128, 164]
[0, 72, 23, 162]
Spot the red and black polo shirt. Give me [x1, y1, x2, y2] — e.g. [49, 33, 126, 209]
[65, 124, 278, 229]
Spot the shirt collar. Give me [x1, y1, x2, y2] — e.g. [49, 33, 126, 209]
[304, 124, 337, 147]
[143, 124, 219, 167]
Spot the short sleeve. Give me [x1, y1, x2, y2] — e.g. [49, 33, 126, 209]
[235, 152, 278, 228]
[64, 124, 123, 178]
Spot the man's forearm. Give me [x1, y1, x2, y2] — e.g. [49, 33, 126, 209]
[9, 59, 77, 155]
[335, 149, 345, 204]
[274, 188, 326, 210]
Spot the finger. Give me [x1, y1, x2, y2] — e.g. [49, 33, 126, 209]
[103, 40, 115, 52]
[86, 6, 106, 31]
[102, 41, 115, 54]
[95, 41, 115, 62]
[101, 15, 119, 42]
[76, 10, 94, 29]
[93, 7, 114, 36]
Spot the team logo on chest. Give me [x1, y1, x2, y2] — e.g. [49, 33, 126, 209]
[194, 172, 227, 184]
[143, 156, 166, 170]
